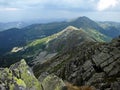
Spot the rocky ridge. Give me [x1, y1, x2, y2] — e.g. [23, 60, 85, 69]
[33, 36, 120, 90]
[0, 37, 119, 90]
[0, 59, 42, 90]
[0, 59, 65, 90]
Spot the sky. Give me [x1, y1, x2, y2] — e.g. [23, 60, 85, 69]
[0, 0, 120, 22]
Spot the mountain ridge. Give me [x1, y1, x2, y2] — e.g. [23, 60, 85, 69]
[33, 36, 120, 90]
[0, 16, 119, 90]
[0, 16, 112, 55]
[0, 25, 110, 67]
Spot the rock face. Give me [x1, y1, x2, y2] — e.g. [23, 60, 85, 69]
[0, 59, 66, 90]
[39, 73, 65, 90]
[55, 38, 120, 90]
[0, 59, 42, 90]
[33, 37, 120, 90]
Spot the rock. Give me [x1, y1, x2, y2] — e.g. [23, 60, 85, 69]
[92, 52, 112, 66]
[38, 72, 49, 82]
[100, 58, 114, 68]
[0, 59, 68, 90]
[86, 73, 105, 86]
[83, 60, 92, 71]
[111, 82, 120, 90]
[0, 59, 42, 90]
[33, 37, 120, 90]
[41, 74, 65, 90]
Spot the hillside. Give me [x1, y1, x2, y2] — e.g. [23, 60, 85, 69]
[0, 37, 119, 90]
[33, 36, 120, 90]
[0, 16, 112, 55]
[98, 21, 120, 38]
[0, 22, 29, 31]
[0, 25, 110, 67]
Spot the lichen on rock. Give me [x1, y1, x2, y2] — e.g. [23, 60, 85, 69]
[0, 59, 42, 90]
[40, 74, 66, 90]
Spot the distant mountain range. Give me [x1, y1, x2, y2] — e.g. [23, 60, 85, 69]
[0, 16, 113, 54]
[0, 16, 120, 90]
[0, 18, 66, 31]
[98, 21, 120, 38]
[0, 16, 120, 67]
[0, 22, 30, 31]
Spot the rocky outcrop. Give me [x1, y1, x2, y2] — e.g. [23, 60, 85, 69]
[0, 59, 42, 90]
[0, 37, 119, 90]
[39, 73, 65, 90]
[0, 59, 67, 90]
[57, 37, 120, 90]
[33, 37, 120, 90]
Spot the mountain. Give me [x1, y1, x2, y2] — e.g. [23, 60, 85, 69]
[26, 25, 107, 54]
[0, 16, 120, 90]
[0, 37, 119, 90]
[0, 16, 112, 55]
[33, 36, 120, 90]
[0, 26, 110, 67]
[0, 22, 67, 55]
[98, 21, 120, 38]
[22, 26, 103, 64]
[0, 22, 29, 31]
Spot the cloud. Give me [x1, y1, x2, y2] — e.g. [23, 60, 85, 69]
[0, 0, 120, 22]
[5, 8, 20, 11]
[0, 0, 95, 10]
[97, 0, 120, 11]
[0, 7, 20, 11]
[0, 0, 119, 11]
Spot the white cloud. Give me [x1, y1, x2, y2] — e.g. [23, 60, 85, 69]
[0, 7, 20, 11]
[0, 0, 120, 22]
[97, 0, 120, 11]
[5, 8, 20, 11]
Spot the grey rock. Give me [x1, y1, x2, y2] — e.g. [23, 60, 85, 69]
[41, 74, 65, 90]
[111, 82, 120, 90]
[33, 37, 120, 90]
[0, 59, 42, 90]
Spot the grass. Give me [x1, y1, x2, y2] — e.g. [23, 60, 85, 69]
[27, 34, 58, 47]
[24, 33, 58, 55]
[86, 28, 111, 42]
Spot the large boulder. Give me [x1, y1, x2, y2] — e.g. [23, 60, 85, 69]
[0, 59, 42, 90]
[39, 73, 66, 90]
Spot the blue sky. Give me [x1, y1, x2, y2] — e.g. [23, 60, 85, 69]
[0, 0, 120, 22]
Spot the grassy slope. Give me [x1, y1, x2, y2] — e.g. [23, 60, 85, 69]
[27, 27, 111, 51]
[0, 26, 111, 67]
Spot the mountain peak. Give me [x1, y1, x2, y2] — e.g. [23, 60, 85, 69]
[74, 16, 92, 23]
[78, 16, 89, 19]
[67, 16, 90, 23]
[63, 26, 79, 32]
[58, 26, 79, 35]
[65, 26, 79, 31]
